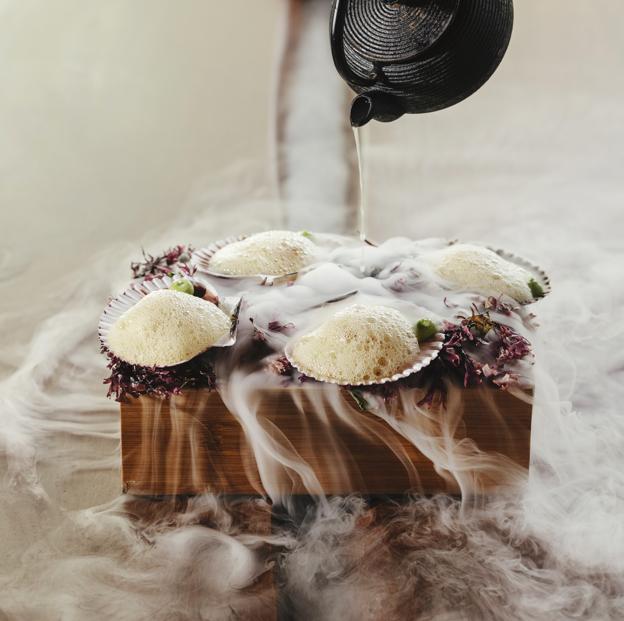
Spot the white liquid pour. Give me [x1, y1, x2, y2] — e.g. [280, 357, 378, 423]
[353, 126, 366, 244]
[353, 126, 368, 273]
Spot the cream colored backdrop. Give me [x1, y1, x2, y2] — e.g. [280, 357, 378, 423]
[1, 0, 623, 319]
[0, 0, 281, 309]
[0, 3, 623, 614]
[365, 2, 624, 245]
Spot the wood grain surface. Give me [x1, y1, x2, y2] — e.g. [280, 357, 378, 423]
[120, 386, 532, 497]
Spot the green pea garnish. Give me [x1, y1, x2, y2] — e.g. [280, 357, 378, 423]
[170, 279, 195, 296]
[528, 278, 545, 299]
[414, 319, 437, 342]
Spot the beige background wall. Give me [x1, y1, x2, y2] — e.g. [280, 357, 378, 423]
[0, 0, 281, 307]
[365, 2, 624, 245]
[2, 0, 623, 316]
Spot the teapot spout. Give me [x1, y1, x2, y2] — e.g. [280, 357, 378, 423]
[350, 91, 404, 127]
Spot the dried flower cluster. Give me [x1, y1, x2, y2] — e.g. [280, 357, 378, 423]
[103, 348, 216, 402]
[439, 314, 531, 390]
[267, 355, 294, 377]
[105, 244, 534, 402]
[130, 245, 195, 281]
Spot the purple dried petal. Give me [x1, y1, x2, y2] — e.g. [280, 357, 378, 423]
[130, 245, 195, 281]
[389, 277, 407, 292]
[267, 355, 294, 376]
[268, 321, 296, 334]
[102, 347, 216, 402]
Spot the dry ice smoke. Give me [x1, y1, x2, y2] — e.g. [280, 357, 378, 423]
[212, 236, 534, 507]
[2, 0, 623, 615]
[1, 176, 623, 621]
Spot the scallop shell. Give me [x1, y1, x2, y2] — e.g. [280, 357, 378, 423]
[98, 275, 241, 367]
[441, 240, 551, 305]
[488, 247, 551, 304]
[192, 236, 300, 286]
[284, 331, 444, 387]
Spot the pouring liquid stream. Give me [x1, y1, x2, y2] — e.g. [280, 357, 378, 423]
[353, 126, 367, 272]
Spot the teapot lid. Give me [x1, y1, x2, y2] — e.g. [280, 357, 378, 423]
[341, 0, 461, 66]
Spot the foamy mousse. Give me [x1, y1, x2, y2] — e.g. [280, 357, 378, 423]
[208, 230, 316, 277]
[290, 304, 420, 384]
[428, 243, 535, 303]
[107, 289, 231, 367]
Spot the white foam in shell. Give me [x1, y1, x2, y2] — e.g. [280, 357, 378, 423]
[291, 304, 420, 384]
[429, 244, 534, 303]
[107, 289, 231, 367]
[208, 230, 315, 277]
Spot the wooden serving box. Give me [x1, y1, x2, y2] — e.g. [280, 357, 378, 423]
[120, 384, 532, 498]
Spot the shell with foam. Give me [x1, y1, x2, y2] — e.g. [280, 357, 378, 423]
[426, 243, 535, 303]
[207, 230, 316, 277]
[107, 289, 231, 367]
[289, 303, 421, 385]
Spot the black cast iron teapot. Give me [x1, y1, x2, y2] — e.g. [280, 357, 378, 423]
[330, 0, 514, 126]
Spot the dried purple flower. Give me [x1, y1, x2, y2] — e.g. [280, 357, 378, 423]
[103, 348, 216, 402]
[267, 355, 294, 377]
[249, 318, 268, 343]
[130, 245, 195, 281]
[434, 308, 532, 391]
[388, 277, 407, 293]
[483, 296, 517, 315]
[267, 321, 295, 334]
[494, 324, 532, 363]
